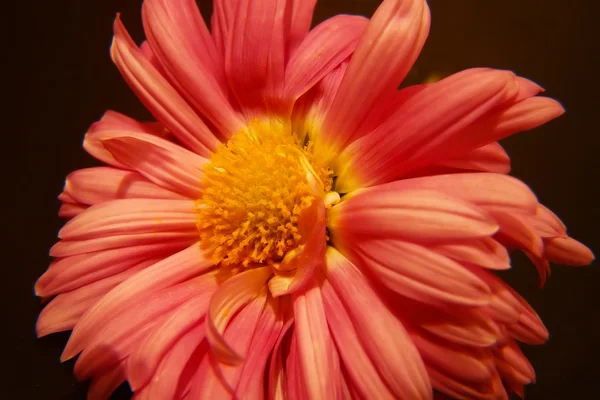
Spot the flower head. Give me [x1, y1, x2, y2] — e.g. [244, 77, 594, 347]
[36, 0, 593, 399]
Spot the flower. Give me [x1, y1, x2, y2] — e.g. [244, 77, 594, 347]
[35, 0, 594, 398]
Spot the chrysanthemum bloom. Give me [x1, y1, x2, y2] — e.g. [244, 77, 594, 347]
[36, 0, 593, 398]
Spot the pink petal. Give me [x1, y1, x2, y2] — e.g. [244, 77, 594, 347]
[58, 202, 87, 218]
[321, 0, 430, 151]
[127, 293, 214, 391]
[235, 297, 283, 397]
[65, 167, 185, 206]
[206, 267, 272, 364]
[225, 0, 288, 115]
[292, 281, 342, 399]
[210, 0, 237, 57]
[36, 242, 183, 297]
[284, 15, 368, 102]
[268, 319, 294, 400]
[58, 199, 197, 240]
[61, 243, 213, 361]
[336, 68, 519, 191]
[493, 340, 536, 385]
[491, 210, 544, 257]
[50, 231, 198, 258]
[284, 330, 304, 399]
[137, 324, 207, 400]
[284, 0, 317, 57]
[321, 281, 395, 399]
[192, 295, 266, 397]
[142, 0, 243, 137]
[84, 111, 166, 169]
[73, 273, 218, 380]
[100, 133, 206, 198]
[111, 16, 221, 155]
[375, 173, 537, 213]
[36, 263, 147, 336]
[544, 236, 594, 266]
[427, 366, 499, 400]
[324, 247, 432, 399]
[351, 239, 492, 306]
[427, 142, 511, 174]
[88, 360, 126, 400]
[291, 61, 348, 143]
[329, 189, 498, 244]
[431, 237, 510, 270]
[411, 333, 495, 384]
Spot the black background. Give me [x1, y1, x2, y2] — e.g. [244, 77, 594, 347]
[9, 0, 600, 398]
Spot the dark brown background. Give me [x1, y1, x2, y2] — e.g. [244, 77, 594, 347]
[10, 0, 599, 398]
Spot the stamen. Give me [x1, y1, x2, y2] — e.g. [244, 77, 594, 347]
[196, 119, 333, 267]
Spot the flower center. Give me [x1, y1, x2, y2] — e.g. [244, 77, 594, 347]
[196, 119, 333, 268]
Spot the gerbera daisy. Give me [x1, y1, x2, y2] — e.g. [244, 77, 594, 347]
[36, 0, 593, 398]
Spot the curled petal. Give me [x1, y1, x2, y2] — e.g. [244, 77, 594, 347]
[431, 237, 510, 270]
[206, 267, 272, 364]
[284, 15, 368, 102]
[100, 133, 206, 198]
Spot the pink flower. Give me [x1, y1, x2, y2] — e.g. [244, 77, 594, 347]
[36, 0, 593, 399]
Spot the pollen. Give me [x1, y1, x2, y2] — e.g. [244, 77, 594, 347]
[196, 119, 333, 267]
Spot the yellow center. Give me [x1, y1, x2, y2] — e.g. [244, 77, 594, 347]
[196, 119, 333, 268]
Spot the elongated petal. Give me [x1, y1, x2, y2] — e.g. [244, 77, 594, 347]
[88, 361, 126, 400]
[61, 243, 213, 361]
[100, 133, 206, 198]
[127, 293, 213, 390]
[431, 237, 510, 270]
[65, 167, 185, 205]
[225, 0, 288, 115]
[58, 202, 87, 218]
[432, 142, 511, 174]
[336, 69, 519, 191]
[284, 15, 368, 102]
[374, 173, 537, 213]
[36, 265, 144, 336]
[325, 247, 432, 399]
[50, 231, 198, 257]
[36, 242, 184, 297]
[284, 0, 317, 56]
[292, 281, 342, 399]
[235, 297, 283, 397]
[321, 0, 430, 150]
[329, 189, 498, 244]
[74, 274, 218, 380]
[206, 267, 272, 364]
[544, 236, 594, 265]
[139, 325, 207, 399]
[321, 282, 395, 399]
[268, 319, 293, 400]
[352, 239, 491, 306]
[111, 17, 221, 155]
[84, 111, 162, 169]
[491, 210, 544, 257]
[58, 199, 196, 240]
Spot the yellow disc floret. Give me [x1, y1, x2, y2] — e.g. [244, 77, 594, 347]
[196, 119, 333, 267]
